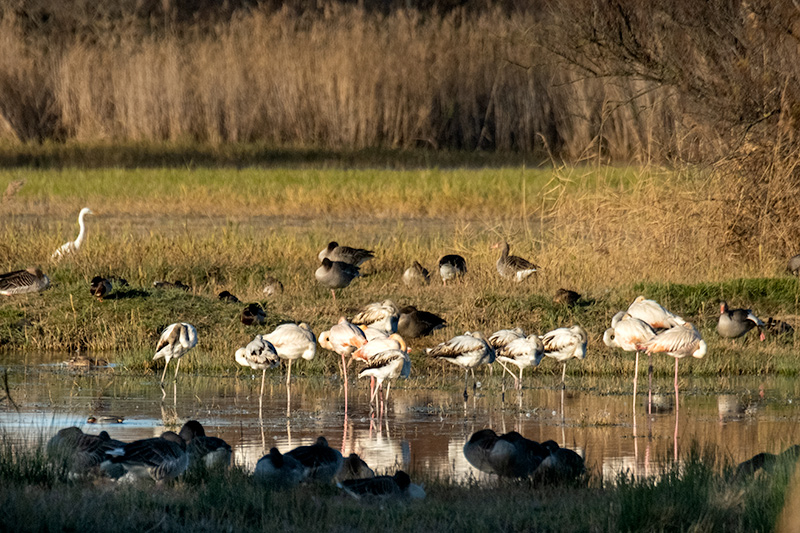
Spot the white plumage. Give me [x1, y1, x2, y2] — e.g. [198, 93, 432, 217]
[626, 296, 685, 330]
[153, 322, 197, 384]
[358, 349, 411, 404]
[262, 323, 316, 385]
[496, 334, 544, 390]
[541, 325, 588, 386]
[427, 331, 495, 400]
[52, 207, 93, 259]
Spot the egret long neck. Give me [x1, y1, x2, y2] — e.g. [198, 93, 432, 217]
[74, 211, 88, 248]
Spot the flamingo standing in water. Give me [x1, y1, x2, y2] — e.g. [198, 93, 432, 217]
[541, 325, 588, 389]
[496, 334, 545, 390]
[235, 335, 280, 416]
[427, 331, 495, 401]
[262, 323, 316, 385]
[319, 318, 367, 411]
[153, 323, 198, 385]
[603, 312, 656, 418]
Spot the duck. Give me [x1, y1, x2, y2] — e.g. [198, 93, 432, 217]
[101, 431, 189, 483]
[153, 322, 198, 385]
[254, 447, 307, 489]
[764, 317, 794, 338]
[336, 453, 375, 482]
[0, 267, 51, 295]
[541, 325, 588, 387]
[717, 301, 765, 340]
[285, 436, 344, 483]
[496, 334, 545, 390]
[86, 415, 123, 424]
[152, 280, 191, 291]
[318, 241, 375, 267]
[67, 356, 109, 369]
[90, 276, 112, 301]
[262, 322, 317, 385]
[240, 302, 267, 326]
[397, 305, 446, 339]
[351, 299, 400, 335]
[218, 290, 240, 303]
[554, 288, 581, 306]
[427, 331, 495, 401]
[493, 241, 539, 281]
[52, 207, 93, 259]
[438, 254, 467, 285]
[315, 258, 360, 300]
[263, 276, 284, 297]
[402, 261, 430, 286]
[178, 420, 232, 471]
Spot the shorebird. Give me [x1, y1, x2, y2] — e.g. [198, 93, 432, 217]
[438, 254, 467, 285]
[315, 258, 360, 300]
[496, 334, 545, 390]
[318, 241, 374, 266]
[52, 207, 92, 259]
[101, 431, 188, 483]
[402, 261, 430, 286]
[397, 305, 446, 339]
[541, 325, 588, 388]
[717, 301, 765, 340]
[0, 267, 50, 295]
[427, 331, 495, 401]
[351, 299, 400, 335]
[493, 241, 539, 281]
[285, 436, 344, 483]
[262, 322, 317, 385]
[235, 335, 280, 410]
[153, 323, 198, 385]
[254, 447, 306, 489]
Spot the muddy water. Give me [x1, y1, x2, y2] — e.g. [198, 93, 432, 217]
[3, 353, 800, 483]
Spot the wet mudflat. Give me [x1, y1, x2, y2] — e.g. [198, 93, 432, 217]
[3, 352, 800, 482]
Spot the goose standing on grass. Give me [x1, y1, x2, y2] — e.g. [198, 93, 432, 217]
[90, 276, 112, 301]
[254, 447, 307, 489]
[153, 323, 198, 385]
[541, 325, 588, 388]
[397, 305, 446, 339]
[427, 331, 495, 401]
[240, 302, 267, 326]
[235, 335, 280, 410]
[438, 254, 467, 285]
[554, 288, 581, 307]
[357, 349, 411, 406]
[603, 312, 656, 415]
[178, 420, 232, 471]
[262, 322, 317, 385]
[717, 301, 766, 340]
[643, 322, 707, 414]
[0, 266, 50, 295]
[351, 299, 400, 335]
[402, 261, 430, 286]
[493, 242, 539, 281]
[319, 241, 375, 267]
[101, 431, 188, 483]
[52, 207, 93, 260]
[496, 335, 545, 390]
[315, 258, 360, 300]
[285, 436, 344, 483]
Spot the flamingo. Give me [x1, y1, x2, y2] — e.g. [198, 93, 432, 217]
[262, 322, 316, 385]
[351, 299, 400, 335]
[626, 296, 685, 330]
[52, 207, 92, 259]
[319, 318, 367, 411]
[496, 334, 545, 390]
[357, 349, 411, 407]
[541, 325, 588, 388]
[493, 241, 539, 281]
[153, 323, 198, 385]
[427, 331, 495, 401]
[603, 312, 656, 417]
[352, 333, 408, 362]
[0, 267, 50, 295]
[318, 241, 374, 266]
[402, 261, 430, 286]
[488, 327, 525, 352]
[438, 254, 467, 285]
[315, 258, 360, 300]
[717, 301, 765, 340]
[235, 335, 280, 412]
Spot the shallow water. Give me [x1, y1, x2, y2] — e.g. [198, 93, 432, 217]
[3, 352, 800, 483]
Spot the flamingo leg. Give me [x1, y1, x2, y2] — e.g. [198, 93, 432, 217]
[633, 351, 639, 423]
[341, 352, 349, 413]
[518, 367, 524, 391]
[463, 370, 469, 402]
[173, 358, 181, 380]
[369, 379, 380, 403]
[286, 359, 292, 386]
[331, 289, 337, 300]
[259, 368, 266, 420]
[160, 357, 170, 384]
[674, 358, 679, 416]
[498, 360, 517, 381]
[561, 363, 567, 389]
[471, 369, 477, 393]
[385, 381, 392, 404]
[648, 352, 653, 416]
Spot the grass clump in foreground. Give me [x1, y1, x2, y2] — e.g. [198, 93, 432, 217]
[0, 439, 794, 532]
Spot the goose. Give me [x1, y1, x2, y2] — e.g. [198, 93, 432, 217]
[315, 258, 360, 300]
[397, 305, 446, 339]
[90, 276, 112, 301]
[462, 429, 547, 478]
[339, 471, 416, 499]
[493, 242, 539, 281]
[554, 288, 581, 306]
[438, 254, 467, 285]
[496, 335, 545, 390]
[285, 436, 344, 483]
[764, 317, 794, 337]
[262, 322, 317, 385]
[402, 261, 430, 286]
[153, 323, 198, 385]
[52, 207, 92, 259]
[240, 302, 267, 326]
[427, 331, 495, 401]
[101, 431, 188, 483]
[46, 427, 123, 476]
[626, 296, 684, 330]
[541, 325, 588, 388]
[534, 441, 586, 484]
[357, 349, 411, 405]
[603, 312, 656, 412]
[643, 322, 706, 415]
[351, 299, 400, 335]
[318, 241, 375, 266]
[717, 301, 765, 340]
[178, 420, 232, 471]
[235, 335, 280, 408]
[254, 447, 307, 489]
[263, 275, 284, 297]
[218, 291, 240, 303]
[0, 267, 50, 295]
[336, 453, 375, 482]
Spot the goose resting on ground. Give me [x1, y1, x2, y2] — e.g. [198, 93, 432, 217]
[402, 261, 430, 286]
[0, 267, 50, 295]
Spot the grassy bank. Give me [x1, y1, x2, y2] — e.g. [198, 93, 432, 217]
[0, 439, 794, 532]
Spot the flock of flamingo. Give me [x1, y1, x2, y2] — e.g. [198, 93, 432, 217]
[1, 207, 786, 487]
